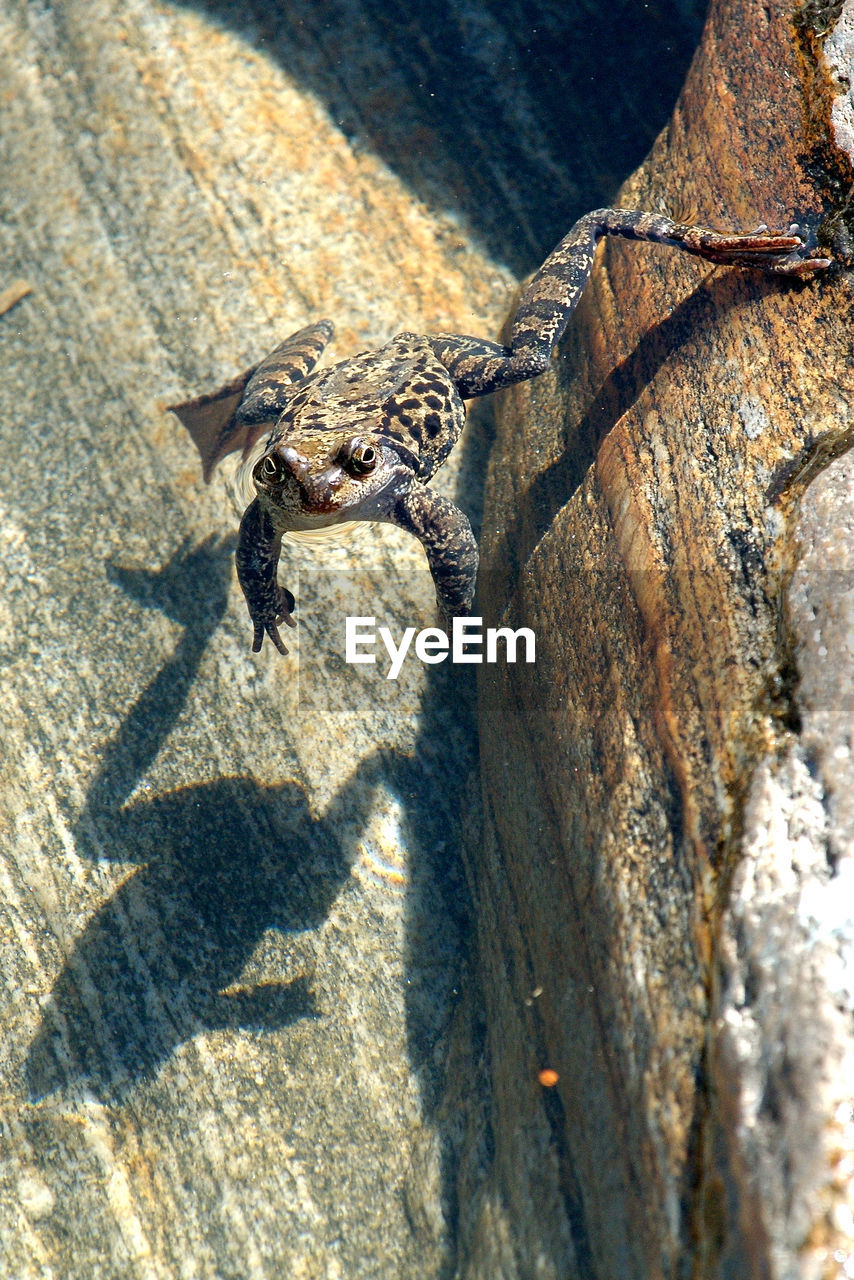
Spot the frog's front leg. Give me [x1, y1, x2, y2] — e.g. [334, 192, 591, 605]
[427, 209, 831, 398]
[392, 485, 479, 619]
[235, 499, 296, 654]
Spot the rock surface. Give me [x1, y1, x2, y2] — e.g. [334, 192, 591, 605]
[0, 1, 706, 1277]
[470, 0, 854, 1276]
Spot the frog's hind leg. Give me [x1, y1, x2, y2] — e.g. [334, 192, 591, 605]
[237, 319, 334, 428]
[432, 209, 830, 399]
[169, 319, 334, 480]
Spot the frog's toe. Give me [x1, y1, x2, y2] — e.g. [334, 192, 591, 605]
[266, 620, 290, 655]
[251, 620, 267, 653]
[276, 586, 297, 623]
[250, 616, 289, 655]
[768, 250, 833, 276]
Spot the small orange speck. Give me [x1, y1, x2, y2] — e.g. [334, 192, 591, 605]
[538, 1068, 559, 1088]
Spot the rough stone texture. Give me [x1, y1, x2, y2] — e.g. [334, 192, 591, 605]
[713, 454, 854, 1280]
[469, 0, 854, 1276]
[0, 1, 708, 1278]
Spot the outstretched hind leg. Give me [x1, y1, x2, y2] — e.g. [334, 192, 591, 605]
[428, 209, 830, 398]
[168, 319, 334, 480]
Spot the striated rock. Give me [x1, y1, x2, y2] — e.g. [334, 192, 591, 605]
[469, 0, 854, 1275]
[0, 1, 708, 1276]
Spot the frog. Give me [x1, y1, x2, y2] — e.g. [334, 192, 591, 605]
[169, 208, 829, 655]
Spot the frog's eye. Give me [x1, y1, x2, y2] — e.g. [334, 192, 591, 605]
[256, 453, 284, 483]
[343, 440, 378, 477]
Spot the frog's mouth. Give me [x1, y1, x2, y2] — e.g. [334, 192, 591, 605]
[289, 462, 348, 516]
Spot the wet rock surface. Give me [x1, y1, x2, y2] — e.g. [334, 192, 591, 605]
[0, 1, 705, 1276]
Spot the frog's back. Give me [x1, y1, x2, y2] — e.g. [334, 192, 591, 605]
[272, 333, 465, 481]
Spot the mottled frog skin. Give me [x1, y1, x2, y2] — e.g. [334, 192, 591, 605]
[170, 209, 829, 654]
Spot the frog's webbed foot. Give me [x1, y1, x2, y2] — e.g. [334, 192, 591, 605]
[675, 221, 831, 276]
[236, 499, 297, 655]
[393, 484, 479, 619]
[168, 368, 257, 481]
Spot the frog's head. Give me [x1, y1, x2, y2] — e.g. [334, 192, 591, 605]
[251, 430, 404, 525]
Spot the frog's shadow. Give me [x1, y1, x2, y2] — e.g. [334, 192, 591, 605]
[27, 775, 330, 1098]
[26, 536, 468, 1101]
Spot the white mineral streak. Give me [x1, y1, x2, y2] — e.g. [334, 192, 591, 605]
[824, 3, 854, 163]
[720, 449, 854, 1278]
[725, 752, 854, 1279]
